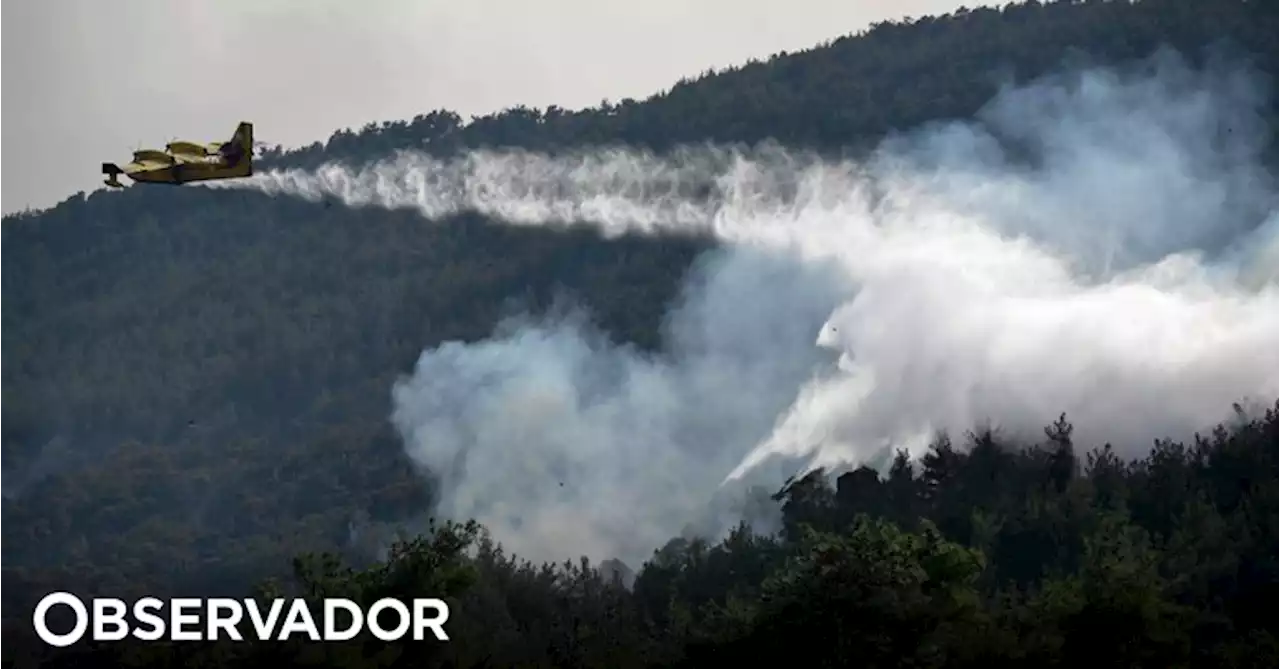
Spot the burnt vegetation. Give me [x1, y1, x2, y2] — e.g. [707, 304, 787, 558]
[3, 0, 1276, 666]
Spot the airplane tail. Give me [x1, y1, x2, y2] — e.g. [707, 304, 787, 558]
[227, 122, 254, 174]
[231, 122, 253, 152]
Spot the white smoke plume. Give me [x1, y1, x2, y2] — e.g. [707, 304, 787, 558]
[226, 52, 1278, 568]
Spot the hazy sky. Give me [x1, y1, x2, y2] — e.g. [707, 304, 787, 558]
[2, 0, 978, 214]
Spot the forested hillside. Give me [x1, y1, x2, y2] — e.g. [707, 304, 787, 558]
[3, 0, 1277, 666]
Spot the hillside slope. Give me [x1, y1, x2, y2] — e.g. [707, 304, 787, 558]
[2, 0, 1275, 656]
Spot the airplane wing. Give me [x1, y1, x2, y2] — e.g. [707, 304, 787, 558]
[167, 147, 205, 157]
[167, 140, 218, 157]
[123, 158, 173, 175]
[123, 149, 214, 171]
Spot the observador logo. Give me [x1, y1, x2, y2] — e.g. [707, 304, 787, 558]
[32, 592, 450, 646]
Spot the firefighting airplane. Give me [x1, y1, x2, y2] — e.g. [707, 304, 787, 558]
[102, 122, 254, 188]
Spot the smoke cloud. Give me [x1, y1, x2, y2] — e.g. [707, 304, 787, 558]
[227, 52, 1278, 568]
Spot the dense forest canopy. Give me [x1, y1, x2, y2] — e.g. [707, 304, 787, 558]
[3, 0, 1277, 666]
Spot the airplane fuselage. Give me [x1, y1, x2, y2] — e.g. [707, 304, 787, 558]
[126, 160, 253, 185]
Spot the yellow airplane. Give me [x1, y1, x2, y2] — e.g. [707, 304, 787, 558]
[102, 121, 254, 188]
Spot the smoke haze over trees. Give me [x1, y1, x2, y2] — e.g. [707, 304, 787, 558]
[2, 0, 1276, 666]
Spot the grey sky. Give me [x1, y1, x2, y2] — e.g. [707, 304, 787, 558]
[2, 0, 976, 214]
